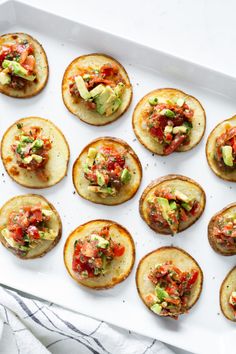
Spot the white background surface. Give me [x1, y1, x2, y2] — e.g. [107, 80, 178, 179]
[1, 1, 236, 353]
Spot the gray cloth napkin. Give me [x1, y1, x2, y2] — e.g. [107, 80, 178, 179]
[0, 286, 174, 354]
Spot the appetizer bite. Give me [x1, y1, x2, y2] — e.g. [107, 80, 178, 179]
[1, 117, 70, 188]
[0, 32, 48, 98]
[73, 137, 142, 205]
[208, 203, 236, 256]
[220, 267, 236, 321]
[64, 220, 135, 289]
[206, 116, 236, 181]
[0, 194, 62, 259]
[139, 175, 206, 235]
[132, 88, 206, 155]
[62, 53, 132, 125]
[136, 247, 203, 319]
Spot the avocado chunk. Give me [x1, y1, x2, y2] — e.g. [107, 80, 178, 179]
[174, 190, 191, 203]
[0, 71, 11, 85]
[95, 152, 105, 163]
[95, 85, 123, 117]
[90, 84, 105, 98]
[96, 171, 106, 186]
[42, 209, 53, 217]
[181, 202, 192, 211]
[150, 303, 162, 315]
[121, 168, 131, 184]
[114, 82, 125, 97]
[176, 98, 185, 107]
[105, 97, 121, 116]
[172, 126, 188, 134]
[23, 154, 43, 164]
[39, 229, 57, 240]
[157, 197, 179, 234]
[86, 147, 97, 167]
[74, 75, 90, 100]
[31, 139, 44, 150]
[164, 125, 173, 134]
[222, 145, 234, 167]
[169, 200, 177, 210]
[90, 234, 109, 248]
[2, 60, 36, 81]
[88, 186, 116, 196]
[155, 286, 169, 302]
[160, 108, 175, 118]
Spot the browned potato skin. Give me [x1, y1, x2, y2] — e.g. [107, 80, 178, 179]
[208, 203, 236, 256]
[62, 53, 132, 126]
[206, 116, 236, 182]
[132, 88, 206, 156]
[0, 33, 49, 98]
[136, 246, 203, 318]
[63, 219, 135, 290]
[220, 267, 236, 321]
[0, 194, 62, 259]
[73, 137, 142, 205]
[1, 117, 70, 189]
[139, 174, 206, 235]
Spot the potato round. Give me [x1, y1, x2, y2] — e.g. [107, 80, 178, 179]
[220, 267, 236, 321]
[139, 174, 206, 235]
[132, 88, 206, 155]
[62, 53, 132, 125]
[208, 203, 236, 256]
[1, 117, 70, 189]
[73, 137, 142, 205]
[136, 246, 203, 317]
[0, 32, 48, 98]
[206, 116, 236, 181]
[0, 194, 62, 259]
[64, 219, 135, 290]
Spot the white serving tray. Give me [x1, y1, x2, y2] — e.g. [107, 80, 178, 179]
[0, 1, 236, 353]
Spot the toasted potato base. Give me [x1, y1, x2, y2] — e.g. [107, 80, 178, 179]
[132, 88, 206, 155]
[0, 194, 62, 259]
[73, 137, 142, 205]
[220, 267, 236, 321]
[206, 116, 236, 181]
[139, 174, 206, 235]
[0, 33, 48, 98]
[62, 53, 132, 125]
[1, 117, 70, 189]
[208, 203, 236, 256]
[136, 246, 203, 317]
[64, 219, 135, 289]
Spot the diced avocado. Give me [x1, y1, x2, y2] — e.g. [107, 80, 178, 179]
[32, 139, 44, 150]
[169, 201, 177, 210]
[32, 154, 43, 163]
[156, 197, 171, 221]
[82, 73, 91, 81]
[121, 168, 131, 184]
[164, 125, 173, 134]
[90, 234, 109, 248]
[101, 254, 107, 271]
[95, 86, 115, 115]
[1, 228, 19, 249]
[0, 71, 11, 85]
[105, 97, 122, 116]
[155, 286, 169, 302]
[222, 145, 234, 167]
[183, 121, 193, 132]
[2, 60, 36, 81]
[160, 109, 175, 118]
[114, 82, 125, 97]
[42, 209, 53, 217]
[181, 202, 192, 211]
[39, 230, 57, 240]
[174, 190, 191, 203]
[1, 228, 10, 238]
[95, 152, 105, 163]
[96, 171, 106, 186]
[172, 126, 188, 134]
[22, 156, 33, 164]
[88, 186, 116, 196]
[90, 84, 105, 98]
[86, 147, 97, 167]
[150, 303, 162, 315]
[148, 96, 158, 106]
[147, 196, 155, 204]
[83, 163, 90, 174]
[20, 135, 34, 143]
[176, 98, 185, 107]
[74, 75, 90, 100]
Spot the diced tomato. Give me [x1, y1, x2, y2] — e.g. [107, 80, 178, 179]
[0, 46, 11, 64]
[22, 55, 35, 71]
[165, 133, 173, 142]
[12, 226, 23, 242]
[100, 64, 118, 77]
[150, 126, 164, 139]
[180, 208, 188, 222]
[81, 242, 98, 258]
[27, 225, 40, 239]
[187, 270, 198, 287]
[164, 135, 186, 155]
[113, 243, 125, 257]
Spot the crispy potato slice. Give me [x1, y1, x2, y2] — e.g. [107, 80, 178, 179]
[0, 32, 48, 98]
[206, 116, 236, 181]
[136, 246, 203, 317]
[220, 267, 236, 321]
[64, 219, 135, 289]
[132, 88, 206, 155]
[73, 137, 142, 205]
[0, 194, 62, 259]
[1, 117, 70, 189]
[208, 203, 236, 256]
[62, 53, 132, 125]
[139, 174, 206, 235]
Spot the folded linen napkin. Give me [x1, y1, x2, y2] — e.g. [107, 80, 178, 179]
[0, 285, 174, 354]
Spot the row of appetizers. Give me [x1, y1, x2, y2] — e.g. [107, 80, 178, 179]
[1, 33, 236, 181]
[0, 194, 235, 321]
